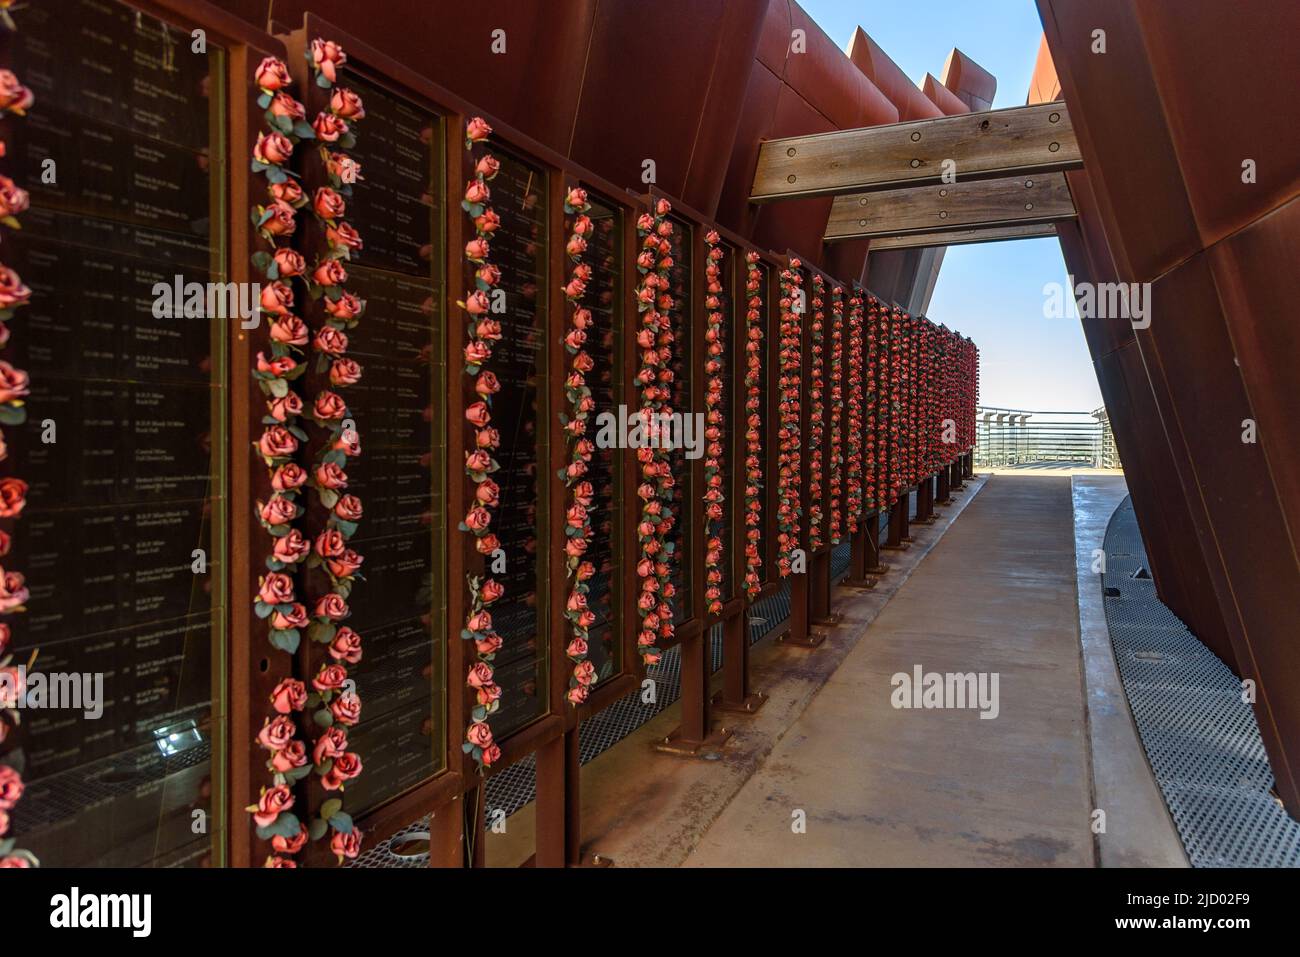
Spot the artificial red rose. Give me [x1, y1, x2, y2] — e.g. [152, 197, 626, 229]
[475, 479, 500, 506]
[0, 361, 29, 403]
[315, 530, 346, 560]
[313, 111, 349, 142]
[271, 603, 309, 630]
[325, 291, 363, 320]
[330, 827, 363, 861]
[330, 691, 361, 726]
[314, 325, 349, 356]
[272, 463, 308, 492]
[313, 391, 347, 421]
[313, 186, 347, 220]
[271, 678, 308, 714]
[465, 178, 491, 205]
[474, 371, 500, 398]
[465, 401, 492, 429]
[573, 661, 596, 686]
[261, 200, 297, 237]
[326, 152, 363, 185]
[334, 494, 363, 522]
[267, 317, 308, 348]
[322, 751, 362, 790]
[271, 825, 309, 855]
[269, 179, 304, 206]
[252, 784, 293, 828]
[0, 174, 29, 219]
[0, 266, 31, 309]
[466, 116, 492, 142]
[330, 86, 365, 119]
[312, 467, 347, 497]
[257, 715, 296, 751]
[476, 155, 500, 179]
[254, 130, 293, 166]
[269, 91, 305, 121]
[0, 765, 23, 811]
[475, 633, 503, 656]
[479, 578, 504, 604]
[0, 69, 35, 114]
[566, 638, 588, 658]
[326, 221, 363, 252]
[475, 533, 501, 556]
[311, 38, 347, 82]
[327, 548, 364, 579]
[566, 235, 587, 258]
[257, 572, 295, 607]
[328, 627, 363, 664]
[330, 358, 362, 387]
[465, 237, 490, 261]
[0, 622, 8, 657]
[466, 721, 494, 748]
[260, 495, 297, 528]
[314, 593, 350, 621]
[465, 450, 493, 474]
[255, 57, 292, 91]
[260, 281, 294, 316]
[475, 210, 500, 234]
[475, 427, 500, 450]
[0, 478, 29, 520]
[466, 610, 492, 634]
[312, 664, 349, 693]
[467, 662, 494, 689]
[314, 726, 349, 765]
[313, 259, 348, 287]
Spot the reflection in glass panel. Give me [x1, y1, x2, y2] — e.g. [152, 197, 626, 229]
[480, 145, 548, 738]
[581, 198, 622, 684]
[665, 218, 693, 624]
[4, 2, 225, 866]
[328, 73, 446, 813]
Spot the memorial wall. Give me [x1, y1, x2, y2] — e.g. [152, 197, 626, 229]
[0, 1, 979, 868]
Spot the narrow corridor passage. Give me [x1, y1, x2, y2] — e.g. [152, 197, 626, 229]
[684, 475, 1095, 866]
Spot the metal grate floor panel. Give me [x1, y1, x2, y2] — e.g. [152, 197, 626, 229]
[1101, 497, 1300, 868]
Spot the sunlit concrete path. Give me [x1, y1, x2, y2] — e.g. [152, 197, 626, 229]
[684, 475, 1096, 867]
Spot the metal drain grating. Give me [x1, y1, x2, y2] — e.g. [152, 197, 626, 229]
[1102, 497, 1300, 867]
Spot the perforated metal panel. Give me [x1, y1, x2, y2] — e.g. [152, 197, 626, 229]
[1102, 497, 1300, 868]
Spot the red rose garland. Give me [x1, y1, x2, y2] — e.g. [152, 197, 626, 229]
[247, 54, 315, 868]
[845, 291, 864, 534]
[887, 306, 902, 504]
[828, 285, 844, 543]
[0, 33, 35, 868]
[632, 199, 678, 666]
[866, 297, 881, 512]
[459, 116, 507, 767]
[560, 186, 599, 705]
[300, 38, 367, 864]
[703, 231, 726, 617]
[742, 252, 764, 599]
[776, 262, 802, 576]
[806, 275, 825, 550]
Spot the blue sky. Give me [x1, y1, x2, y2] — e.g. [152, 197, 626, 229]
[801, 0, 1103, 411]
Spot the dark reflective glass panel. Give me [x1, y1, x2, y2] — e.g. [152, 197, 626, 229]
[2, 2, 225, 867]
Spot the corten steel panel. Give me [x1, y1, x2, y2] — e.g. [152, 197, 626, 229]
[755, 0, 795, 73]
[267, 0, 596, 154]
[923, 73, 971, 115]
[941, 47, 996, 113]
[568, 0, 731, 204]
[1037, 0, 1200, 282]
[822, 238, 872, 286]
[1027, 33, 1061, 105]
[1059, 173, 1138, 361]
[785, 4, 899, 131]
[1208, 196, 1300, 527]
[1133, 0, 1300, 248]
[846, 26, 943, 121]
[1142, 254, 1300, 808]
[716, 59, 786, 237]
[749, 85, 838, 267]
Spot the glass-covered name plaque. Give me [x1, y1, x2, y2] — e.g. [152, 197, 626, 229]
[754, 263, 775, 582]
[479, 145, 547, 738]
[2, 1, 226, 867]
[324, 72, 446, 815]
[666, 216, 693, 624]
[582, 196, 621, 683]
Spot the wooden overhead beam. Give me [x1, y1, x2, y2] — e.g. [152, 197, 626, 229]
[824, 172, 1075, 242]
[864, 223, 1059, 251]
[751, 102, 1080, 202]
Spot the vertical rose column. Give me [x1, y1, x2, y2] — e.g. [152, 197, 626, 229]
[741, 253, 764, 599]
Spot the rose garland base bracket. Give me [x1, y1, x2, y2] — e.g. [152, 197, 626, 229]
[651, 725, 733, 758]
[710, 689, 769, 716]
[776, 628, 827, 649]
[839, 575, 878, 590]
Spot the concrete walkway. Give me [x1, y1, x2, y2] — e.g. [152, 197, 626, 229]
[684, 474, 1096, 867]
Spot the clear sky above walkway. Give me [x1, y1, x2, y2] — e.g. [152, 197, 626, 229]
[802, 0, 1104, 412]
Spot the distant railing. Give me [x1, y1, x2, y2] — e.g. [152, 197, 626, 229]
[974, 406, 1121, 469]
